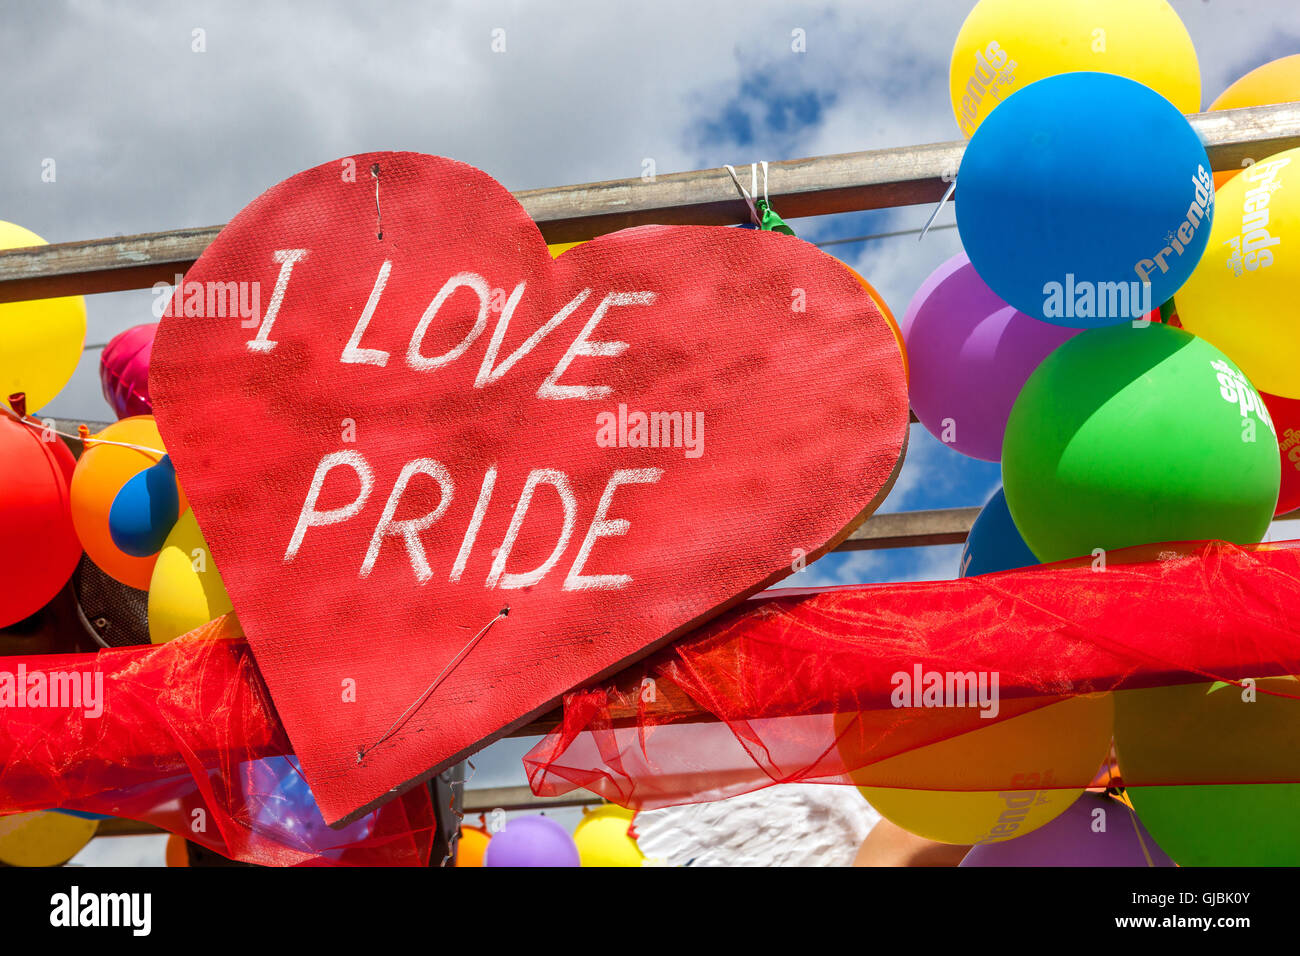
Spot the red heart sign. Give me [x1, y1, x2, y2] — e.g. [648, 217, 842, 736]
[150, 152, 907, 825]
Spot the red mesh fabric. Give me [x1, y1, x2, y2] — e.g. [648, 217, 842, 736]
[525, 539, 1300, 808]
[4, 539, 1300, 853]
[0, 617, 434, 866]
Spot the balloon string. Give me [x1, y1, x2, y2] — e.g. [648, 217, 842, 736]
[0, 406, 166, 456]
[1126, 797, 1160, 868]
[356, 607, 510, 764]
[723, 163, 762, 226]
[919, 178, 957, 241]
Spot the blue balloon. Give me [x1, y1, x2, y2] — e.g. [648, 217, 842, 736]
[240, 756, 374, 852]
[51, 809, 112, 821]
[960, 487, 1038, 577]
[956, 72, 1214, 328]
[108, 455, 180, 557]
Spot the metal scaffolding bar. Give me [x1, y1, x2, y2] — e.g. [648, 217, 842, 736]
[0, 102, 1296, 303]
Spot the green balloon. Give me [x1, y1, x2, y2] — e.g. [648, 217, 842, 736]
[1115, 679, 1300, 866]
[1124, 783, 1300, 867]
[1002, 323, 1279, 563]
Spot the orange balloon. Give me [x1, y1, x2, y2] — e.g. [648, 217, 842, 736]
[70, 416, 182, 589]
[1209, 55, 1300, 188]
[455, 825, 490, 866]
[165, 833, 189, 867]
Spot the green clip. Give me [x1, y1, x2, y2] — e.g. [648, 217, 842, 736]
[756, 198, 795, 236]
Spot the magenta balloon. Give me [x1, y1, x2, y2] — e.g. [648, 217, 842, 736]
[99, 323, 157, 419]
[483, 815, 579, 867]
[902, 253, 1080, 461]
[960, 793, 1174, 867]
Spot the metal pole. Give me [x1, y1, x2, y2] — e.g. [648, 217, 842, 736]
[0, 102, 1297, 303]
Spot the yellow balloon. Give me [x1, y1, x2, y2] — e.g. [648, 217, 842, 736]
[838, 694, 1113, 845]
[0, 811, 98, 866]
[1176, 145, 1300, 399]
[548, 241, 583, 258]
[949, 0, 1200, 137]
[1209, 55, 1300, 188]
[573, 804, 644, 867]
[148, 508, 235, 644]
[0, 222, 87, 413]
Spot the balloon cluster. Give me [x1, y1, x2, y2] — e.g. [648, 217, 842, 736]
[470, 803, 647, 867]
[0, 259, 232, 643]
[67, 415, 234, 644]
[867, 0, 1300, 865]
[0, 232, 240, 857]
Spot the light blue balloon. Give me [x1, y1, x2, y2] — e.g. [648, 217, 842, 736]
[108, 455, 180, 557]
[956, 72, 1214, 328]
[960, 487, 1038, 577]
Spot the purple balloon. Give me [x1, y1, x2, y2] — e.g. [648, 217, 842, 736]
[484, 815, 579, 867]
[960, 793, 1174, 867]
[903, 253, 1080, 461]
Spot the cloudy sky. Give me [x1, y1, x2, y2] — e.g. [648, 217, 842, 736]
[5, 1, 1300, 860]
[9, 1, 1296, 588]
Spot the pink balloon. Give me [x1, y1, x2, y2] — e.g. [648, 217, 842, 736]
[903, 253, 1080, 462]
[99, 323, 157, 419]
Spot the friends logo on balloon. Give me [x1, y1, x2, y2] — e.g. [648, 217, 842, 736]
[1224, 156, 1289, 276]
[1213, 359, 1277, 436]
[955, 41, 1018, 136]
[978, 773, 1054, 845]
[1283, 428, 1300, 468]
[1135, 164, 1215, 285]
[1041, 164, 1214, 323]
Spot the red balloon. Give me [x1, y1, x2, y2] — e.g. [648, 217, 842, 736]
[1263, 391, 1300, 516]
[0, 413, 81, 626]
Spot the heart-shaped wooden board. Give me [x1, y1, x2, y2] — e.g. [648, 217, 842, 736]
[150, 152, 908, 825]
